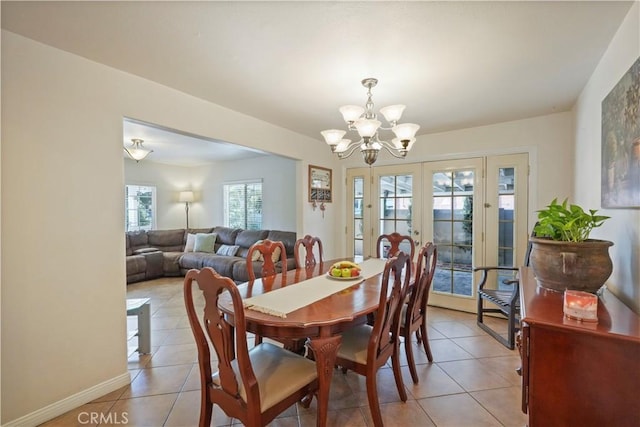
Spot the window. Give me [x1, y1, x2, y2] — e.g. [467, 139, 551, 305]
[125, 185, 156, 231]
[224, 180, 262, 230]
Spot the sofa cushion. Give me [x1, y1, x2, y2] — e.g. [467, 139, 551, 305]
[163, 252, 183, 276]
[267, 230, 297, 257]
[147, 229, 186, 252]
[128, 231, 148, 249]
[194, 233, 217, 253]
[201, 255, 243, 278]
[216, 244, 240, 256]
[185, 233, 196, 252]
[213, 226, 242, 246]
[125, 234, 133, 256]
[236, 229, 270, 249]
[126, 255, 146, 275]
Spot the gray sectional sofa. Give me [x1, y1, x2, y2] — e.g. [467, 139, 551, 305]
[125, 226, 296, 284]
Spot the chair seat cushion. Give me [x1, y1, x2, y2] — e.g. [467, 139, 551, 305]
[337, 324, 373, 365]
[212, 342, 317, 412]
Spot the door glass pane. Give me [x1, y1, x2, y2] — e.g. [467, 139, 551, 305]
[497, 168, 517, 290]
[432, 170, 474, 296]
[353, 177, 364, 258]
[377, 174, 413, 239]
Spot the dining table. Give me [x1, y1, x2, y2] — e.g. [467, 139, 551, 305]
[217, 257, 396, 427]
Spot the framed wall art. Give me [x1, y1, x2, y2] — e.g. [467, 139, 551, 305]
[601, 56, 640, 208]
[308, 165, 332, 203]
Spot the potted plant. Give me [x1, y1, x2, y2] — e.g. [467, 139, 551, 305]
[530, 198, 613, 293]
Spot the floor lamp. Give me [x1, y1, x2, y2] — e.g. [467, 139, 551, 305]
[179, 191, 194, 230]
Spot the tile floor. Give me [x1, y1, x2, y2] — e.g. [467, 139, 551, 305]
[41, 277, 528, 427]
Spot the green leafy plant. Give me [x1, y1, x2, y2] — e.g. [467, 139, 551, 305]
[534, 198, 610, 242]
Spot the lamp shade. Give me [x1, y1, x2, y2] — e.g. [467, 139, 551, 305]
[124, 138, 153, 162]
[321, 129, 346, 145]
[392, 123, 420, 141]
[179, 191, 194, 203]
[354, 119, 381, 138]
[339, 105, 365, 123]
[379, 105, 406, 123]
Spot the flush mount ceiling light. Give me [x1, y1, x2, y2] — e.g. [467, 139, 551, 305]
[321, 78, 420, 166]
[124, 138, 153, 162]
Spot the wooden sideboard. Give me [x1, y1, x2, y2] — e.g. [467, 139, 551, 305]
[519, 267, 640, 427]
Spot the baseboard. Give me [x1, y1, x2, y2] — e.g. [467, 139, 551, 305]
[3, 372, 130, 427]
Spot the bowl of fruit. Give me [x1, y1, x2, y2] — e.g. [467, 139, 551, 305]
[327, 261, 362, 280]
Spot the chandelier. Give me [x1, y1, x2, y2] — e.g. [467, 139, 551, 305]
[124, 138, 153, 162]
[321, 78, 420, 165]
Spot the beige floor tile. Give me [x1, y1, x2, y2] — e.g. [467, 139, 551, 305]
[164, 389, 233, 427]
[163, 327, 197, 345]
[438, 359, 512, 392]
[428, 338, 474, 362]
[182, 363, 202, 392]
[38, 401, 116, 427]
[418, 393, 503, 427]
[105, 394, 177, 427]
[121, 364, 192, 398]
[299, 407, 367, 427]
[362, 400, 436, 427]
[150, 315, 182, 331]
[91, 384, 128, 403]
[478, 355, 523, 386]
[342, 367, 410, 408]
[147, 343, 198, 366]
[471, 386, 529, 427]
[431, 320, 482, 338]
[401, 364, 465, 399]
[452, 335, 516, 358]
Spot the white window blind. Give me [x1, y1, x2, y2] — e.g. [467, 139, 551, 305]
[125, 185, 156, 232]
[224, 180, 262, 230]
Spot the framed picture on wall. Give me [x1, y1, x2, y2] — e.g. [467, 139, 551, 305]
[309, 165, 332, 203]
[601, 56, 640, 208]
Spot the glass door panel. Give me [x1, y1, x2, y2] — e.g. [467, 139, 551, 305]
[347, 168, 372, 261]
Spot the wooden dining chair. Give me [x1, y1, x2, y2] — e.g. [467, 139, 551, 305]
[376, 232, 415, 261]
[183, 267, 318, 427]
[335, 252, 411, 427]
[246, 239, 287, 281]
[246, 239, 304, 351]
[400, 242, 437, 384]
[294, 235, 324, 268]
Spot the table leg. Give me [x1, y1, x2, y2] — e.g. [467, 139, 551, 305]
[307, 335, 341, 427]
[137, 302, 151, 354]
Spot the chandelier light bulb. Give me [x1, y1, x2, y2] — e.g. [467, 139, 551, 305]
[379, 105, 406, 124]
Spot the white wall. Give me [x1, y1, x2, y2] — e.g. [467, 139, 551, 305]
[0, 31, 335, 425]
[574, 2, 640, 312]
[124, 154, 298, 231]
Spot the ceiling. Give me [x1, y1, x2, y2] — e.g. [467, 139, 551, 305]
[2, 1, 634, 166]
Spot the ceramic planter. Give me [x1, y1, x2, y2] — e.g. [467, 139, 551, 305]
[529, 237, 614, 293]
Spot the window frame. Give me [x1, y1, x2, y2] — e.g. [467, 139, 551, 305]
[223, 179, 263, 230]
[125, 184, 157, 232]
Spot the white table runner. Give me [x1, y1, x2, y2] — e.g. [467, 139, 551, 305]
[243, 258, 387, 318]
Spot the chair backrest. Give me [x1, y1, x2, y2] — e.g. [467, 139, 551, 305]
[294, 235, 324, 268]
[376, 232, 415, 261]
[370, 251, 412, 364]
[246, 239, 288, 281]
[406, 242, 437, 326]
[183, 267, 259, 413]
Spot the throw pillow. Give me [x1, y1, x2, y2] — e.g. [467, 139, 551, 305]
[216, 244, 240, 257]
[257, 245, 282, 263]
[194, 233, 217, 253]
[185, 233, 196, 252]
[251, 240, 263, 261]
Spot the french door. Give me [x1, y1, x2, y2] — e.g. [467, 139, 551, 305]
[346, 153, 528, 313]
[346, 164, 422, 261]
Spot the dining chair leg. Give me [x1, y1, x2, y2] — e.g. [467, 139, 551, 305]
[366, 370, 384, 427]
[420, 320, 433, 362]
[404, 336, 419, 384]
[199, 393, 212, 427]
[392, 345, 408, 401]
[254, 334, 263, 346]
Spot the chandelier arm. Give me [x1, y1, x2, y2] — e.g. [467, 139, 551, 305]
[378, 141, 408, 159]
[337, 140, 364, 159]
